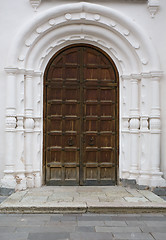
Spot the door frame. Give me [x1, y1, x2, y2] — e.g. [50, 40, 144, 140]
[43, 43, 119, 185]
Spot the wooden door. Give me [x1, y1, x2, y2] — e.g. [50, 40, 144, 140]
[44, 45, 119, 186]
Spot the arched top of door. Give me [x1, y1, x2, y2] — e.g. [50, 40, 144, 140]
[6, 2, 161, 75]
[44, 44, 119, 83]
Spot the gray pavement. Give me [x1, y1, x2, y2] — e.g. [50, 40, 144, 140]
[0, 213, 166, 240]
[0, 186, 166, 214]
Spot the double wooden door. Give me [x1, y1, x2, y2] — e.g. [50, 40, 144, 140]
[44, 45, 119, 185]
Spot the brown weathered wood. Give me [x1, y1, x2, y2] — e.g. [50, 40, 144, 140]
[43, 44, 119, 186]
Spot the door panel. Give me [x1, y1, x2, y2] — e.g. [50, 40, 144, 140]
[44, 45, 118, 185]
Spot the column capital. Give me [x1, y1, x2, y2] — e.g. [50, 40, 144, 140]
[25, 69, 35, 76]
[131, 74, 141, 80]
[34, 71, 42, 77]
[5, 67, 18, 75]
[121, 75, 131, 80]
[150, 71, 163, 79]
[141, 71, 163, 79]
[141, 72, 152, 78]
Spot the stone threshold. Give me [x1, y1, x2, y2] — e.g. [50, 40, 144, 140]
[1, 203, 166, 214]
[1, 186, 166, 214]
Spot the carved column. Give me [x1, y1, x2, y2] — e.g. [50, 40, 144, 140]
[138, 74, 151, 186]
[15, 71, 26, 190]
[129, 75, 140, 179]
[121, 75, 130, 179]
[24, 71, 35, 188]
[33, 72, 42, 187]
[149, 72, 166, 187]
[1, 68, 18, 189]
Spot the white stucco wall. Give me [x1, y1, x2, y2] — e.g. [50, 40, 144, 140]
[0, 0, 166, 189]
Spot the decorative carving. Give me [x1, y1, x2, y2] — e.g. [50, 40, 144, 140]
[29, 0, 41, 11]
[65, 13, 72, 20]
[34, 118, 40, 130]
[148, 0, 160, 18]
[132, 42, 140, 49]
[49, 19, 56, 26]
[94, 14, 101, 21]
[6, 116, 17, 129]
[110, 21, 116, 27]
[16, 117, 24, 130]
[123, 29, 130, 36]
[18, 55, 25, 61]
[80, 13, 86, 19]
[150, 118, 160, 130]
[36, 27, 43, 34]
[24, 118, 35, 130]
[130, 118, 140, 130]
[122, 118, 130, 130]
[15, 3, 150, 73]
[140, 117, 149, 130]
[141, 58, 148, 65]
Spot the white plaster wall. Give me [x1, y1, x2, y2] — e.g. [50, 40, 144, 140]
[0, 0, 33, 183]
[0, 70, 5, 181]
[0, 0, 166, 186]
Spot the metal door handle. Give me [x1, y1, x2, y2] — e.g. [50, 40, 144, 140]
[68, 137, 74, 146]
[89, 137, 95, 146]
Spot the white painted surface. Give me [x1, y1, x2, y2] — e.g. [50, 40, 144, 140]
[0, 0, 166, 189]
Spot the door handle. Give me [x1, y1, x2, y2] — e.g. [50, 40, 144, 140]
[68, 137, 74, 146]
[89, 137, 95, 146]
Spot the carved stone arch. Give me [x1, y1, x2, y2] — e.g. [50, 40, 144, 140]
[7, 2, 160, 72]
[2, 2, 166, 190]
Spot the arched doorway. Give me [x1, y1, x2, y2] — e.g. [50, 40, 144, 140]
[2, 2, 165, 190]
[43, 44, 119, 185]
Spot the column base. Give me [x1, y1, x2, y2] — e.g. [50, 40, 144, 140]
[34, 172, 42, 188]
[121, 170, 130, 179]
[15, 173, 27, 191]
[1, 173, 16, 189]
[149, 172, 166, 187]
[26, 173, 35, 188]
[129, 169, 139, 179]
[137, 171, 151, 186]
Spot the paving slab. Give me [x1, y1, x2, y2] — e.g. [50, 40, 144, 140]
[96, 226, 142, 233]
[104, 221, 127, 226]
[77, 221, 105, 226]
[124, 197, 149, 203]
[0, 232, 29, 240]
[151, 232, 166, 240]
[28, 232, 70, 240]
[113, 232, 154, 240]
[70, 232, 114, 240]
[0, 186, 166, 214]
